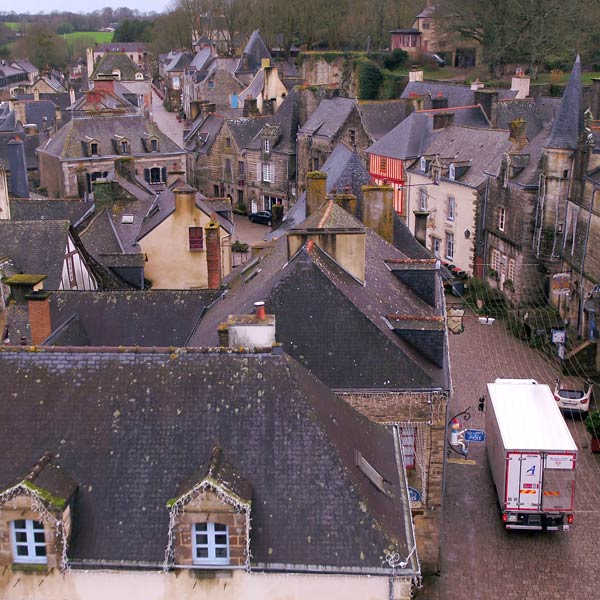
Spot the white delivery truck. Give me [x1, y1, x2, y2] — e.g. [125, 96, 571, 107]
[486, 379, 577, 531]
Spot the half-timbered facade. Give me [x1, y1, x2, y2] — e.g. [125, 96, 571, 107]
[368, 153, 405, 216]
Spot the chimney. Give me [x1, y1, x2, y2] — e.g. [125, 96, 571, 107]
[92, 179, 115, 210]
[361, 185, 394, 244]
[334, 192, 358, 218]
[200, 101, 216, 118]
[92, 79, 115, 94]
[114, 156, 136, 182]
[470, 78, 484, 91]
[306, 171, 327, 216]
[23, 123, 38, 136]
[33, 88, 40, 101]
[189, 100, 201, 122]
[431, 93, 448, 110]
[7, 138, 30, 198]
[0, 166, 10, 220]
[432, 111, 454, 130]
[271, 203, 284, 229]
[217, 322, 229, 346]
[243, 97, 259, 117]
[54, 105, 62, 128]
[205, 215, 222, 289]
[69, 88, 76, 106]
[11, 100, 26, 125]
[167, 169, 186, 188]
[413, 210, 429, 247]
[227, 303, 276, 350]
[511, 68, 530, 99]
[262, 98, 275, 115]
[28, 290, 52, 345]
[409, 69, 424, 82]
[174, 184, 197, 214]
[261, 58, 271, 69]
[474, 90, 498, 127]
[509, 118, 528, 148]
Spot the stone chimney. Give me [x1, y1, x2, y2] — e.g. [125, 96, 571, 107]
[4, 275, 51, 345]
[409, 69, 424, 82]
[33, 88, 40, 101]
[511, 68, 530, 99]
[470, 78, 484, 91]
[413, 211, 429, 247]
[262, 98, 275, 115]
[10, 100, 26, 125]
[92, 179, 116, 210]
[189, 100, 201, 122]
[306, 171, 327, 216]
[509, 118, 528, 149]
[174, 183, 197, 214]
[432, 111, 454, 130]
[200, 101, 216, 118]
[474, 90, 498, 127]
[271, 204, 284, 229]
[334, 192, 358, 218]
[227, 301, 276, 350]
[7, 138, 29, 198]
[362, 185, 394, 244]
[54, 105, 62, 128]
[0, 166, 9, 220]
[167, 169, 186, 188]
[205, 215, 222, 289]
[243, 98, 259, 117]
[69, 88, 76, 106]
[431, 93, 448, 110]
[114, 157, 136, 182]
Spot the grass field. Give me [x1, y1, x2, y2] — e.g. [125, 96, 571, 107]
[62, 31, 114, 44]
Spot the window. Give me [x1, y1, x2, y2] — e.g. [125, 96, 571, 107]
[208, 79, 215, 89]
[348, 129, 356, 146]
[238, 160, 245, 176]
[311, 157, 319, 171]
[446, 232, 454, 259]
[11, 520, 47, 564]
[262, 163, 273, 182]
[508, 257, 515, 282]
[419, 187, 427, 210]
[400, 426, 417, 470]
[491, 248, 501, 273]
[433, 168, 440, 184]
[449, 163, 456, 181]
[237, 189, 244, 204]
[121, 140, 129, 153]
[189, 227, 204, 250]
[149, 167, 165, 184]
[498, 207, 505, 231]
[192, 522, 229, 565]
[90, 142, 98, 155]
[431, 237, 441, 258]
[226, 137, 231, 149]
[380, 157, 387, 174]
[420, 157, 427, 172]
[447, 196, 455, 221]
[263, 138, 270, 153]
[151, 139, 158, 152]
[225, 158, 232, 173]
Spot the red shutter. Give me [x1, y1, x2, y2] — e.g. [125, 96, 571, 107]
[189, 227, 204, 250]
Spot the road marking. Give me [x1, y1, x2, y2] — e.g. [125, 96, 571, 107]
[447, 458, 477, 465]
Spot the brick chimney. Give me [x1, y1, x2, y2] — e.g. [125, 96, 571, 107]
[205, 214, 222, 289]
[7, 138, 30, 198]
[306, 171, 327, 216]
[92, 79, 116, 94]
[227, 301, 276, 349]
[4, 275, 51, 345]
[362, 185, 394, 244]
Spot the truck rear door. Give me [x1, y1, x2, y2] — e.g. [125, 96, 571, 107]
[542, 453, 576, 511]
[506, 453, 542, 510]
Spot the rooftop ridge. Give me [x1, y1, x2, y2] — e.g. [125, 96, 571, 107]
[0, 345, 277, 355]
[415, 104, 480, 113]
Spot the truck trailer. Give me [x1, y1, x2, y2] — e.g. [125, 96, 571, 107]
[486, 379, 577, 531]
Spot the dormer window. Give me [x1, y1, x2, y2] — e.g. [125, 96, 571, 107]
[449, 163, 456, 181]
[121, 140, 129, 153]
[348, 129, 356, 146]
[90, 142, 99, 155]
[11, 520, 47, 564]
[192, 522, 230, 565]
[150, 138, 158, 152]
[420, 157, 428, 172]
[264, 138, 271, 154]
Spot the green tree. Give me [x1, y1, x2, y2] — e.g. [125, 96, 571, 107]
[13, 23, 68, 69]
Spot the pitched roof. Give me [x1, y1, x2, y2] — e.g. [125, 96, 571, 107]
[298, 96, 357, 138]
[545, 55, 584, 150]
[237, 30, 271, 73]
[24, 100, 57, 130]
[190, 46, 214, 70]
[367, 106, 490, 160]
[184, 113, 225, 153]
[165, 51, 192, 72]
[227, 116, 268, 149]
[0, 220, 71, 289]
[190, 204, 448, 390]
[0, 128, 40, 170]
[496, 97, 561, 139]
[40, 115, 184, 159]
[0, 347, 413, 573]
[401, 81, 517, 107]
[358, 100, 412, 141]
[46, 290, 220, 347]
[92, 52, 143, 80]
[96, 42, 148, 53]
[9, 199, 93, 226]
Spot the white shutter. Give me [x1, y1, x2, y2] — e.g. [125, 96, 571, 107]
[257, 162, 261, 182]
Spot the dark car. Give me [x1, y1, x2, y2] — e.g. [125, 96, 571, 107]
[248, 210, 272, 225]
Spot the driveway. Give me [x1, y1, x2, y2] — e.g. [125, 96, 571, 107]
[424, 304, 600, 598]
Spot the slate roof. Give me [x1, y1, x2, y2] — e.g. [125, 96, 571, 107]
[92, 52, 143, 80]
[401, 81, 517, 107]
[367, 105, 490, 160]
[411, 124, 512, 187]
[358, 100, 412, 141]
[545, 55, 584, 150]
[184, 113, 225, 154]
[40, 115, 184, 159]
[190, 46, 214, 70]
[237, 30, 271, 73]
[9, 199, 94, 226]
[298, 96, 357, 138]
[165, 51, 192, 73]
[496, 97, 561, 139]
[0, 220, 70, 289]
[45, 290, 220, 347]
[508, 124, 552, 188]
[96, 43, 148, 53]
[227, 116, 269, 149]
[0, 347, 414, 573]
[0, 128, 41, 170]
[190, 202, 448, 390]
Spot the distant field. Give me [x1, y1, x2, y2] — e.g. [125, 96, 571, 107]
[63, 31, 114, 44]
[3, 22, 20, 30]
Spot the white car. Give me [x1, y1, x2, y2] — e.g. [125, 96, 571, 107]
[554, 379, 592, 414]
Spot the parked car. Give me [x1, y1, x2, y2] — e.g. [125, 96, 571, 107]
[248, 210, 272, 225]
[554, 379, 593, 414]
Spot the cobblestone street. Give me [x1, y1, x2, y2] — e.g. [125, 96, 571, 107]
[425, 303, 600, 598]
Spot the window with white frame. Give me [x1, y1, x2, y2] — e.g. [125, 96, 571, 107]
[262, 162, 274, 182]
[431, 237, 441, 257]
[263, 138, 270, 153]
[445, 232, 454, 259]
[447, 195, 455, 221]
[449, 163, 456, 180]
[508, 257, 515, 282]
[400, 426, 417, 469]
[420, 157, 427, 172]
[192, 522, 229, 565]
[498, 207, 506, 231]
[419, 187, 427, 210]
[11, 520, 47, 564]
[491, 248, 501, 273]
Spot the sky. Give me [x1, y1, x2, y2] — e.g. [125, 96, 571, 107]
[6, 1, 170, 14]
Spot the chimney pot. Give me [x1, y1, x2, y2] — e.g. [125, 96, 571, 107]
[254, 301, 266, 320]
